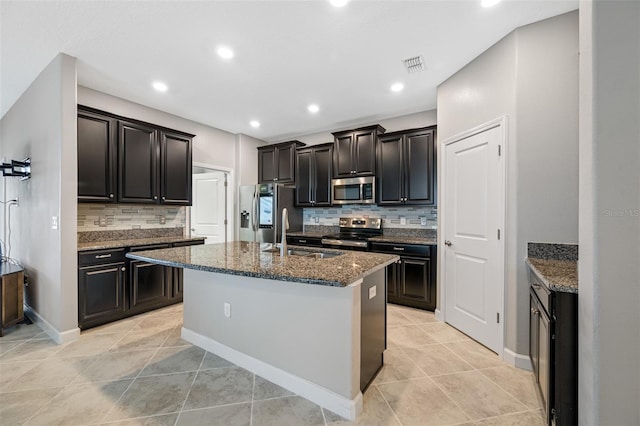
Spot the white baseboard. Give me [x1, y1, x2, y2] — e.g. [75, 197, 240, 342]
[182, 327, 363, 421]
[503, 347, 532, 371]
[24, 306, 80, 345]
[435, 308, 444, 322]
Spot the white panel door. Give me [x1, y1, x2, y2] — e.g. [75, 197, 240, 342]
[444, 125, 504, 353]
[191, 172, 227, 244]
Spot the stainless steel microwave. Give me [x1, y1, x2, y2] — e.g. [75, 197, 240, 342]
[331, 176, 375, 205]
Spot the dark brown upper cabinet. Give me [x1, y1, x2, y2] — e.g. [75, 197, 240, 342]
[77, 109, 118, 202]
[295, 143, 333, 207]
[258, 140, 305, 184]
[77, 105, 193, 206]
[332, 125, 385, 178]
[377, 126, 436, 206]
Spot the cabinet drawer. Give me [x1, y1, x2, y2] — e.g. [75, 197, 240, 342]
[79, 248, 126, 266]
[129, 243, 171, 252]
[529, 269, 552, 316]
[370, 242, 430, 257]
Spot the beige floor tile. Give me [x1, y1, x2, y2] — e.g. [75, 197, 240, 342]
[0, 322, 45, 341]
[392, 305, 439, 324]
[253, 374, 295, 400]
[475, 410, 545, 425]
[100, 413, 178, 426]
[419, 323, 471, 344]
[252, 395, 325, 426]
[177, 403, 251, 426]
[0, 359, 41, 389]
[431, 370, 528, 421]
[52, 333, 123, 358]
[480, 366, 542, 409]
[161, 326, 191, 347]
[377, 377, 471, 425]
[373, 348, 425, 384]
[8, 356, 96, 391]
[72, 349, 156, 384]
[82, 317, 142, 336]
[140, 346, 205, 376]
[108, 329, 172, 352]
[26, 379, 131, 425]
[324, 385, 401, 425]
[445, 340, 504, 369]
[402, 344, 474, 376]
[387, 325, 438, 348]
[103, 372, 196, 421]
[183, 367, 253, 410]
[0, 388, 62, 424]
[0, 340, 21, 355]
[131, 315, 181, 332]
[0, 338, 63, 362]
[386, 309, 414, 327]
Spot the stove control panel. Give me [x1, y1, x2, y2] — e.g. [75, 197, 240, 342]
[339, 217, 381, 230]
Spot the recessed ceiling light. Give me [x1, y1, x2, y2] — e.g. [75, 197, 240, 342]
[329, 0, 349, 7]
[152, 81, 168, 92]
[391, 82, 405, 92]
[216, 46, 234, 59]
[481, 0, 502, 7]
[307, 104, 320, 113]
[250, 120, 260, 128]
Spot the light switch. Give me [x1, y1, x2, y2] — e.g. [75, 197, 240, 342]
[224, 302, 231, 318]
[368, 285, 377, 299]
[420, 216, 427, 226]
[51, 216, 58, 230]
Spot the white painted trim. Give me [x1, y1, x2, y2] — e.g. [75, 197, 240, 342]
[439, 116, 508, 357]
[24, 306, 80, 344]
[182, 327, 363, 421]
[503, 347, 533, 371]
[435, 308, 444, 322]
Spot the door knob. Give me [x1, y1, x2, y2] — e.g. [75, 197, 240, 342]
[444, 240, 452, 246]
[191, 228, 196, 232]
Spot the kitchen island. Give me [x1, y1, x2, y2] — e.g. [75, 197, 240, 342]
[126, 241, 398, 420]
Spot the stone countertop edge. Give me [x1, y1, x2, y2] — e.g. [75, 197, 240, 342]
[126, 243, 399, 288]
[526, 258, 578, 294]
[78, 236, 206, 251]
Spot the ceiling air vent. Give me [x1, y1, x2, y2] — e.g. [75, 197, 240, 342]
[403, 55, 424, 73]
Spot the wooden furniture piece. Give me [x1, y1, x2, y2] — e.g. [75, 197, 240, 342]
[0, 262, 25, 336]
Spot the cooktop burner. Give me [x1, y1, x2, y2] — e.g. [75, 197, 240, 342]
[320, 217, 382, 249]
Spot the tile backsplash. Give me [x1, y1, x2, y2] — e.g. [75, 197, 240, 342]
[78, 203, 186, 231]
[303, 205, 437, 229]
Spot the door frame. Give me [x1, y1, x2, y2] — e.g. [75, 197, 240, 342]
[437, 116, 507, 357]
[187, 162, 234, 243]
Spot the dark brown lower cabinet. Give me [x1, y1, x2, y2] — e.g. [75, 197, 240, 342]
[528, 265, 578, 426]
[129, 260, 171, 313]
[78, 248, 127, 329]
[371, 242, 436, 311]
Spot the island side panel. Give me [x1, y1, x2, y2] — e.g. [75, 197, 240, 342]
[182, 269, 361, 401]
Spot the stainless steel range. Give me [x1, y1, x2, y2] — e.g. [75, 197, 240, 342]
[321, 217, 382, 250]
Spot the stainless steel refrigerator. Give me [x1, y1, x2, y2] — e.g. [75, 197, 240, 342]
[238, 183, 303, 244]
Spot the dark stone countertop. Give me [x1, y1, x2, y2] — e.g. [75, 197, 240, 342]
[126, 241, 399, 287]
[0, 261, 24, 277]
[78, 236, 206, 251]
[526, 258, 578, 293]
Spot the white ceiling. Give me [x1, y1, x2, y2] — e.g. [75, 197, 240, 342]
[1, 0, 577, 142]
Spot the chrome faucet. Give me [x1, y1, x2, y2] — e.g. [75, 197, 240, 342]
[280, 208, 289, 257]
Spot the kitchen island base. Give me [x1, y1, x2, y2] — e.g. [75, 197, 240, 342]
[181, 268, 386, 421]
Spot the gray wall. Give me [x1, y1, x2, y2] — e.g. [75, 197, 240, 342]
[437, 11, 579, 356]
[579, 1, 640, 424]
[78, 86, 237, 170]
[0, 53, 78, 340]
[290, 110, 437, 146]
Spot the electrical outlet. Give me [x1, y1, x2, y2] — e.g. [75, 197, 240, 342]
[224, 302, 231, 318]
[314, 217, 319, 224]
[420, 216, 427, 226]
[368, 285, 377, 300]
[159, 215, 166, 225]
[99, 216, 107, 227]
[400, 216, 406, 226]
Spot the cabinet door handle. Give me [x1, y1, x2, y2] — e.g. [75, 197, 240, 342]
[532, 282, 541, 289]
[393, 247, 405, 251]
[162, 196, 166, 201]
[153, 196, 158, 200]
[531, 307, 539, 315]
[109, 193, 114, 198]
[121, 267, 126, 272]
[299, 239, 307, 243]
[95, 254, 112, 259]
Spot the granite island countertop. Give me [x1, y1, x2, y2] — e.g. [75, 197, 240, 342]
[526, 258, 578, 293]
[78, 236, 206, 251]
[126, 241, 399, 287]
